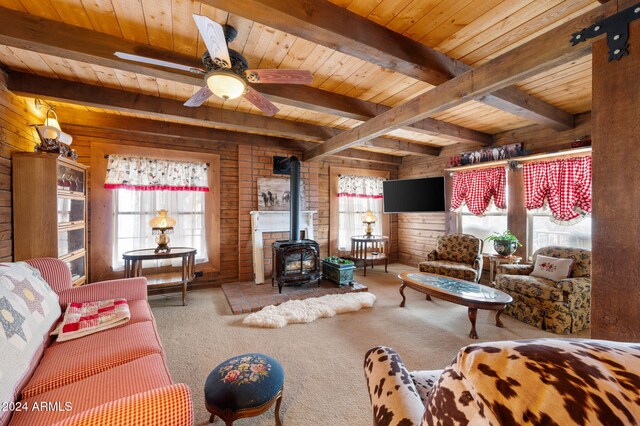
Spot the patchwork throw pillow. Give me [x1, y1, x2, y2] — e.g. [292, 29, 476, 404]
[530, 255, 573, 281]
[51, 299, 130, 342]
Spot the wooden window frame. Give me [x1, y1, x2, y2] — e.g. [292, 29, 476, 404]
[89, 143, 220, 282]
[329, 166, 390, 257]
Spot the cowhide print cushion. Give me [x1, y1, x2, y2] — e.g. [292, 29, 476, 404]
[423, 339, 640, 425]
[410, 370, 443, 405]
[364, 346, 427, 426]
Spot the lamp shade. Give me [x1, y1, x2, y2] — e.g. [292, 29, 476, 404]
[206, 70, 246, 100]
[149, 209, 176, 230]
[362, 210, 377, 224]
[41, 125, 60, 140]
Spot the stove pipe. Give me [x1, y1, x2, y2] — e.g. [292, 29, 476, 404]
[275, 156, 301, 242]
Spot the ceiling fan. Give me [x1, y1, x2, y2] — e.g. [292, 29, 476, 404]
[114, 14, 313, 116]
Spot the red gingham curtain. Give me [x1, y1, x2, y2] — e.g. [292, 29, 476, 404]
[450, 167, 506, 216]
[523, 156, 592, 223]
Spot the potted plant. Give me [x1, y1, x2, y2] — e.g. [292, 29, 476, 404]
[485, 231, 522, 256]
[321, 256, 356, 286]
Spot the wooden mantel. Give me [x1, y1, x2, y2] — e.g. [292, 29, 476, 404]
[250, 210, 317, 284]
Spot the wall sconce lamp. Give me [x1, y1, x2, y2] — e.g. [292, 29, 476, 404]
[33, 106, 76, 159]
[362, 210, 378, 238]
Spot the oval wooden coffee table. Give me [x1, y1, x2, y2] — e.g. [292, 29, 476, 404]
[398, 272, 513, 339]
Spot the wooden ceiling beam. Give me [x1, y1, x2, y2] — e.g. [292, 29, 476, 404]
[361, 139, 440, 157]
[8, 71, 329, 141]
[203, 0, 574, 130]
[302, 2, 614, 161]
[56, 108, 401, 165]
[0, 6, 478, 147]
[9, 72, 409, 163]
[257, 84, 492, 145]
[205, 1, 461, 85]
[0, 6, 204, 87]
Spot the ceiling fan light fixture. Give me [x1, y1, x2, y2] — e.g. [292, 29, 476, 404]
[205, 70, 246, 100]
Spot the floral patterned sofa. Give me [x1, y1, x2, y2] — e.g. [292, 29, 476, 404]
[495, 246, 591, 334]
[418, 234, 483, 283]
[364, 339, 640, 426]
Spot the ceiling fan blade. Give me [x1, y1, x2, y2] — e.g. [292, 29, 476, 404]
[192, 14, 231, 69]
[243, 86, 280, 116]
[184, 86, 213, 107]
[245, 69, 313, 85]
[114, 52, 205, 74]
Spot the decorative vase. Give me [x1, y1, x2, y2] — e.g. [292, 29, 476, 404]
[321, 260, 355, 286]
[493, 240, 518, 256]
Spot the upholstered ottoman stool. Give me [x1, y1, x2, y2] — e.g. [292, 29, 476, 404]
[205, 353, 284, 426]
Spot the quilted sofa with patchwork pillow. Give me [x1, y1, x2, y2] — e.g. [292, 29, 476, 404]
[495, 246, 591, 334]
[418, 234, 483, 283]
[0, 258, 193, 426]
[364, 339, 640, 426]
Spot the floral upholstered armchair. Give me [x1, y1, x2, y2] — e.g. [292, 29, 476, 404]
[495, 246, 591, 334]
[418, 234, 483, 282]
[364, 339, 640, 426]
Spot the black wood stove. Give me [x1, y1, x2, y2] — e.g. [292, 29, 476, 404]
[271, 156, 320, 293]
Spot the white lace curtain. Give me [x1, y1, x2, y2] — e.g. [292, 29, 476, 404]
[104, 155, 209, 192]
[337, 175, 385, 251]
[111, 189, 208, 270]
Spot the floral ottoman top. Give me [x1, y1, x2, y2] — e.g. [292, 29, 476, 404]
[205, 353, 285, 412]
[219, 355, 272, 385]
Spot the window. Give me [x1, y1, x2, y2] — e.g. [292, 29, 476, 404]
[528, 212, 592, 255]
[112, 189, 208, 269]
[460, 204, 508, 254]
[337, 175, 384, 251]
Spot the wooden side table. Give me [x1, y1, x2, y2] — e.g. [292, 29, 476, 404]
[489, 255, 522, 284]
[123, 247, 196, 306]
[350, 235, 389, 276]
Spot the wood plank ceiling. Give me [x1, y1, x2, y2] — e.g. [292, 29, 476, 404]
[0, 0, 598, 158]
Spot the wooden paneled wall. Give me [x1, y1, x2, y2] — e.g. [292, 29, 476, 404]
[0, 86, 398, 284]
[0, 74, 44, 262]
[65, 126, 240, 287]
[398, 113, 592, 266]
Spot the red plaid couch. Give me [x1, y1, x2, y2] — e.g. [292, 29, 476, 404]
[4, 258, 193, 426]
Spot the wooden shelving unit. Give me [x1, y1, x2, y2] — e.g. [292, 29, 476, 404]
[13, 152, 89, 286]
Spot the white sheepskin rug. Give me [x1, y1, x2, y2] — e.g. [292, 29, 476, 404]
[242, 292, 376, 328]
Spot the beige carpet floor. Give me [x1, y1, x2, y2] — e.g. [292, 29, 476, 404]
[149, 263, 589, 426]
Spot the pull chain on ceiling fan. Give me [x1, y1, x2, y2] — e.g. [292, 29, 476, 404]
[114, 14, 313, 116]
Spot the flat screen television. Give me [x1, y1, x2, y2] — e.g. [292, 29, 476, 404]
[383, 177, 445, 213]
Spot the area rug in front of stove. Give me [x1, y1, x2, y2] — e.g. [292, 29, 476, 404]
[242, 292, 376, 328]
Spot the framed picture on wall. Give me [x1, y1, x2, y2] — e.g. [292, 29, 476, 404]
[257, 177, 307, 211]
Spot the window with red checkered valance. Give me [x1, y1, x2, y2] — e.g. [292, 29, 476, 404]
[523, 156, 591, 224]
[450, 166, 506, 216]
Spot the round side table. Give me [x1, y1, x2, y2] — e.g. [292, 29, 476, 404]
[489, 254, 522, 284]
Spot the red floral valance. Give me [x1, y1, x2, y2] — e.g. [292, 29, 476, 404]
[104, 155, 209, 192]
[451, 167, 506, 216]
[523, 156, 591, 224]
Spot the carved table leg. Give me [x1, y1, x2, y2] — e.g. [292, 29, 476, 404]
[468, 308, 479, 339]
[496, 308, 505, 328]
[209, 413, 216, 423]
[275, 388, 283, 426]
[399, 282, 407, 307]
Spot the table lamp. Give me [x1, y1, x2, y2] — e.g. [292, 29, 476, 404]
[149, 209, 176, 253]
[362, 210, 377, 237]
